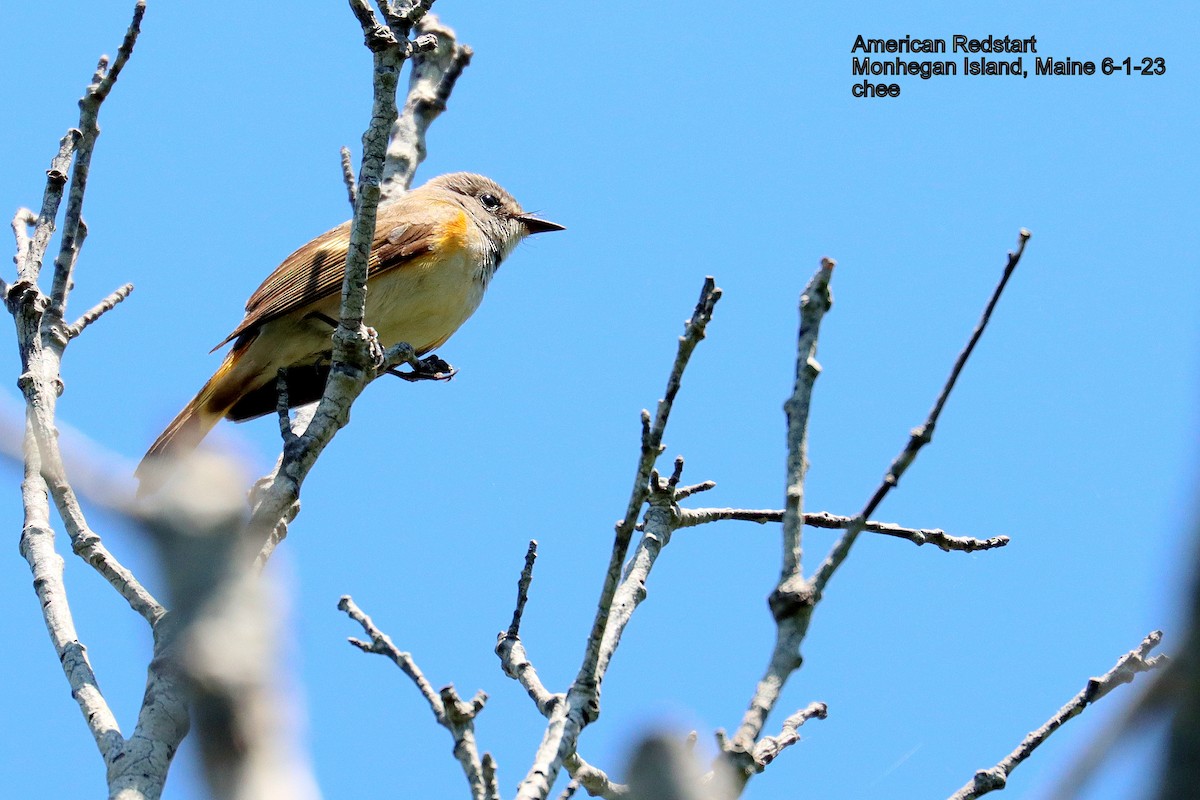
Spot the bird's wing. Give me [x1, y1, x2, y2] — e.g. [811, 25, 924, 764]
[211, 197, 469, 351]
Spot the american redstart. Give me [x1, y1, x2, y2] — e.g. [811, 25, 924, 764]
[136, 172, 562, 482]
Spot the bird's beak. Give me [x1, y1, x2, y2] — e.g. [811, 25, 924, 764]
[518, 214, 566, 234]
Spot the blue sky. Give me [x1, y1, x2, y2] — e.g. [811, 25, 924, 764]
[1, 2, 1196, 798]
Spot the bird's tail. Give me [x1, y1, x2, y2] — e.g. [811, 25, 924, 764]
[135, 348, 244, 491]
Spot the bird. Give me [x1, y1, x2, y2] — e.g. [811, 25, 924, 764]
[136, 172, 563, 483]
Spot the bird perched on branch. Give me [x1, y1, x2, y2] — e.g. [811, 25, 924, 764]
[136, 172, 562, 485]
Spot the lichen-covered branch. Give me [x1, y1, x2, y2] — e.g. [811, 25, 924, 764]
[247, 2, 452, 559]
[381, 12, 473, 200]
[725, 260, 833, 772]
[5, 5, 192, 797]
[18, 418, 123, 758]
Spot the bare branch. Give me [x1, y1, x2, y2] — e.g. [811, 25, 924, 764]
[248, 4, 462, 564]
[727, 260, 834, 766]
[6, 207, 37, 296]
[496, 541, 559, 714]
[17, 130, 79, 287]
[748, 702, 828, 773]
[674, 480, 716, 500]
[66, 281, 133, 339]
[273, 370, 299, 448]
[381, 12, 473, 199]
[7, 0, 161, 627]
[565, 752, 630, 799]
[340, 146, 357, 211]
[811, 230, 1031, 597]
[779, 258, 834, 580]
[340, 595, 490, 800]
[144, 453, 320, 800]
[508, 539, 539, 637]
[947, 631, 1166, 800]
[677, 508, 1009, 552]
[515, 279, 721, 800]
[18, 418, 123, 758]
[48, 0, 146, 321]
[339, 595, 448, 722]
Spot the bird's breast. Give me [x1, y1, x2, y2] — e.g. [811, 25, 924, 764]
[358, 245, 487, 354]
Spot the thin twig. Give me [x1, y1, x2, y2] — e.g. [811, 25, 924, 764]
[339, 146, 357, 210]
[6, 208, 37, 296]
[748, 702, 828, 773]
[947, 631, 1166, 800]
[496, 540, 559, 713]
[66, 282, 133, 338]
[340, 595, 490, 800]
[565, 752, 630, 799]
[48, 0, 146, 321]
[677, 508, 1009, 552]
[811, 230, 1031, 597]
[514, 279, 721, 800]
[18, 131, 79, 288]
[508, 540, 539, 636]
[726, 260, 834, 770]
[381, 12, 473, 199]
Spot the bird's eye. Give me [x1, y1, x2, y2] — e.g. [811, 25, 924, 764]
[479, 193, 501, 211]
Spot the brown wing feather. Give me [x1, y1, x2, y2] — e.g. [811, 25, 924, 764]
[211, 198, 462, 351]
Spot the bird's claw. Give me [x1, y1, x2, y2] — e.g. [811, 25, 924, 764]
[364, 326, 386, 368]
[386, 353, 456, 382]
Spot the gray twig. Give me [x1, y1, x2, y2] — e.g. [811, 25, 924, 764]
[66, 282, 133, 339]
[496, 540, 559, 714]
[47, 1, 146, 323]
[339, 146, 357, 210]
[515, 279, 721, 800]
[725, 259, 834, 774]
[947, 631, 1166, 800]
[248, 2, 460, 564]
[747, 702, 828, 773]
[381, 12, 473, 199]
[677, 508, 1009, 552]
[811, 231, 1031, 596]
[565, 752, 630, 799]
[340, 595, 490, 800]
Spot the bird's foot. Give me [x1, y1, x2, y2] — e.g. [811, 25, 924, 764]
[364, 326, 385, 368]
[386, 353, 456, 383]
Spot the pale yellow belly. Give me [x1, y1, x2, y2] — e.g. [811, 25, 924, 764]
[236, 249, 486, 385]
